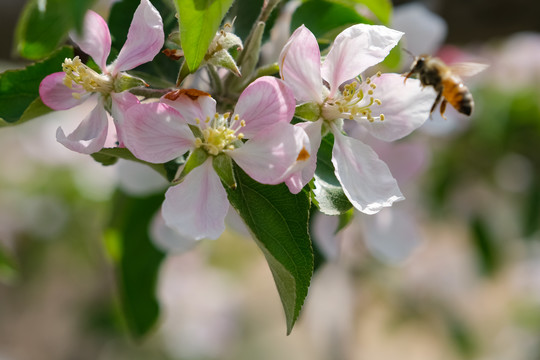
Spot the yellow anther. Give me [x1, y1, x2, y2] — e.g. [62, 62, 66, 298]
[223, 112, 230, 119]
[370, 83, 376, 89]
[240, 120, 246, 127]
[380, 114, 385, 121]
[366, 78, 371, 84]
[374, 99, 382, 105]
[234, 114, 240, 121]
[237, 133, 244, 140]
[195, 118, 201, 124]
[376, 71, 382, 77]
[72, 92, 82, 100]
[368, 89, 373, 95]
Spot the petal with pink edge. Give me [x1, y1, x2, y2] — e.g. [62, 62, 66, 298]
[360, 74, 436, 141]
[234, 76, 296, 138]
[284, 120, 322, 194]
[160, 89, 216, 126]
[321, 24, 403, 97]
[56, 100, 108, 154]
[70, 10, 111, 71]
[110, 91, 140, 147]
[228, 122, 309, 186]
[331, 131, 403, 214]
[112, 0, 164, 73]
[39, 72, 89, 110]
[123, 102, 195, 164]
[162, 158, 228, 240]
[279, 25, 323, 104]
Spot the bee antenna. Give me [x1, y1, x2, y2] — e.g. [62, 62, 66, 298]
[402, 48, 415, 58]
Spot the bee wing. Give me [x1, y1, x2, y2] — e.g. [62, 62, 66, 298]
[448, 62, 489, 78]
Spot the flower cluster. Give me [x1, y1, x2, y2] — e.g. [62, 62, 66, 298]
[39, 0, 435, 241]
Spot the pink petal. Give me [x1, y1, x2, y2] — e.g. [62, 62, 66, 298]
[228, 122, 310, 185]
[321, 24, 403, 97]
[39, 72, 89, 110]
[161, 89, 217, 126]
[361, 73, 436, 141]
[70, 10, 111, 71]
[162, 158, 228, 240]
[112, 0, 164, 73]
[331, 131, 403, 214]
[279, 25, 323, 103]
[284, 120, 322, 194]
[234, 76, 296, 138]
[56, 100, 109, 154]
[110, 91, 140, 147]
[123, 102, 195, 163]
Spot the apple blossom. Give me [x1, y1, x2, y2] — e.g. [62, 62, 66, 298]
[123, 76, 310, 240]
[39, 0, 164, 154]
[279, 24, 437, 214]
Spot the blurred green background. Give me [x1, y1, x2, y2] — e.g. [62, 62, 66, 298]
[2, 0, 540, 359]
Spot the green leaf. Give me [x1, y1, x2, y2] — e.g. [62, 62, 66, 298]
[291, 0, 370, 44]
[0, 245, 18, 284]
[0, 46, 73, 124]
[327, 0, 392, 24]
[228, 0, 264, 41]
[15, 0, 95, 60]
[469, 215, 500, 277]
[313, 133, 353, 215]
[109, 190, 166, 339]
[173, 0, 235, 72]
[92, 148, 170, 179]
[225, 165, 313, 334]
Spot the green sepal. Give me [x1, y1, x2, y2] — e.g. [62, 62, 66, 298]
[213, 154, 236, 189]
[174, 147, 208, 184]
[295, 102, 321, 122]
[113, 73, 148, 93]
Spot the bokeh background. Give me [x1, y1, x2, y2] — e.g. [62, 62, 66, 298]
[2, 0, 540, 359]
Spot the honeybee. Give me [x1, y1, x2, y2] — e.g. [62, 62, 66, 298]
[404, 54, 487, 118]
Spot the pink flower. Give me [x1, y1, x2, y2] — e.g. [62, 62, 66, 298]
[39, 0, 164, 154]
[123, 76, 310, 240]
[279, 24, 436, 214]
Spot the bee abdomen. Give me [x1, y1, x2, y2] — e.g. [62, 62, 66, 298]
[443, 80, 474, 116]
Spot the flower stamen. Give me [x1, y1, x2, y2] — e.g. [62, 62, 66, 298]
[62, 56, 113, 98]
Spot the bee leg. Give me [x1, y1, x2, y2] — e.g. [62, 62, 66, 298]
[440, 99, 448, 120]
[403, 70, 414, 84]
[430, 91, 443, 116]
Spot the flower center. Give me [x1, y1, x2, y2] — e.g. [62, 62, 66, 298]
[194, 112, 246, 156]
[62, 56, 113, 99]
[322, 72, 385, 123]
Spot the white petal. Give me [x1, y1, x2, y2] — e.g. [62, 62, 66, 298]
[112, 0, 164, 73]
[362, 205, 423, 264]
[392, 3, 447, 63]
[123, 102, 195, 163]
[234, 76, 296, 138]
[162, 159, 228, 240]
[332, 131, 403, 214]
[70, 10, 111, 71]
[279, 25, 323, 103]
[110, 91, 140, 147]
[360, 73, 436, 141]
[56, 99, 108, 154]
[284, 120, 322, 193]
[322, 24, 403, 97]
[150, 211, 197, 253]
[228, 122, 309, 185]
[161, 89, 217, 126]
